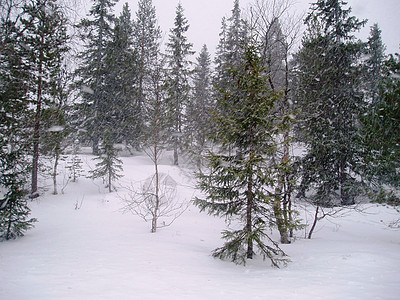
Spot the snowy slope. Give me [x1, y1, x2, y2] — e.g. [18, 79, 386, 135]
[1, 154, 399, 300]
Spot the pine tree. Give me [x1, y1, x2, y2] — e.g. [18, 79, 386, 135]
[165, 3, 194, 166]
[103, 3, 138, 146]
[213, 0, 248, 153]
[186, 44, 214, 170]
[361, 53, 400, 200]
[90, 129, 123, 193]
[0, 1, 37, 240]
[364, 23, 386, 105]
[20, 0, 69, 196]
[133, 0, 161, 146]
[294, 0, 366, 206]
[214, 0, 247, 94]
[195, 42, 288, 267]
[65, 139, 84, 183]
[75, 0, 116, 154]
[0, 151, 37, 240]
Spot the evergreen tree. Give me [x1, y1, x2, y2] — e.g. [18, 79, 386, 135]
[194, 42, 288, 267]
[21, 0, 69, 195]
[103, 3, 137, 146]
[90, 129, 123, 193]
[0, 149, 37, 240]
[362, 53, 400, 199]
[214, 0, 247, 96]
[186, 44, 214, 170]
[133, 0, 161, 146]
[213, 0, 248, 153]
[225, 0, 247, 70]
[364, 23, 386, 105]
[165, 3, 194, 166]
[65, 139, 84, 183]
[75, 0, 116, 154]
[0, 4, 37, 239]
[294, 0, 366, 206]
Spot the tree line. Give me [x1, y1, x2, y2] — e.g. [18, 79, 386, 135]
[0, 0, 398, 267]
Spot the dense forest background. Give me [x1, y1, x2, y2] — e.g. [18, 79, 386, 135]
[1, 0, 399, 266]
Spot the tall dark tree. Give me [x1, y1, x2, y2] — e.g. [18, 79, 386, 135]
[214, 0, 247, 107]
[75, 0, 116, 154]
[364, 23, 386, 105]
[361, 53, 400, 200]
[133, 0, 161, 146]
[0, 0, 36, 240]
[20, 0, 69, 196]
[294, 0, 366, 207]
[90, 129, 123, 193]
[195, 41, 288, 267]
[186, 44, 214, 170]
[213, 0, 248, 161]
[165, 3, 194, 166]
[103, 3, 137, 146]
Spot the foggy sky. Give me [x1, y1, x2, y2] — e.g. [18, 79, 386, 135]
[103, 0, 400, 58]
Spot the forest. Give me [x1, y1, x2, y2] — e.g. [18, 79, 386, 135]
[0, 0, 399, 275]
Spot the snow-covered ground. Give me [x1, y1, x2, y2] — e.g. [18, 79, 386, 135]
[1, 154, 399, 300]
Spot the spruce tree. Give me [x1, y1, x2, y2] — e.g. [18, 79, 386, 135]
[361, 53, 400, 200]
[65, 139, 84, 183]
[21, 0, 69, 196]
[75, 0, 116, 154]
[133, 0, 161, 146]
[195, 42, 288, 267]
[0, 150, 37, 240]
[294, 0, 366, 206]
[90, 129, 123, 193]
[363, 23, 386, 106]
[103, 3, 138, 146]
[165, 3, 194, 166]
[213, 0, 248, 155]
[186, 44, 214, 170]
[0, 8, 37, 239]
[214, 0, 247, 96]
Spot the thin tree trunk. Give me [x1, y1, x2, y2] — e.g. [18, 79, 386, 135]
[308, 205, 319, 239]
[31, 50, 43, 196]
[246, 173, 253, 259]
[108, 170, 112, 193]
[273, 191, 290, 244]
[52, 152, 59, 195]
[152, 71, 161, 233]
[173, 138, 179, 166]
[152, 146, 159, 233]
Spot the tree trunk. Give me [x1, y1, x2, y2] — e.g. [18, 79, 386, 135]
[246, 179, 253, 259]
[308, 206, 319, 239]
[52, 152, 59, 195]
[151, 143, 160, 233]
[273, 191, 290, 244]
[31, 50, 43, 195]
[108, 170, 112, 193]
[173, 138, 179, 166]
[246, 159, 254, 259]
[339, 159, 354, 205]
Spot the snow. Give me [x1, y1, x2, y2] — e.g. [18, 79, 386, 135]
[1, 153, 400, 300]
[47, 125, 65, 132]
